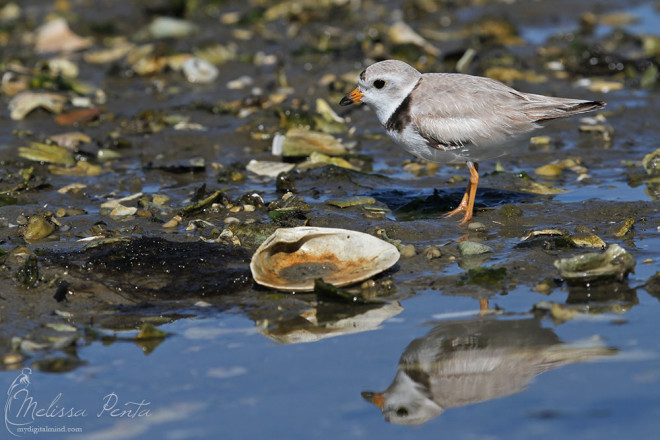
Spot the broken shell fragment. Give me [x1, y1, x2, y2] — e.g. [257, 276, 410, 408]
[246, 159, 295, 178]
[9, 91, 67, 120]
[276, 128, 347, 157]
[388, 21, 440, 56]
[18, 142, 75, 166]
[569, 233, 606, 249]
[147, 16, 199, 39]
[325, 196, 376, 208]
[181, 57, 219, 84]
[250, 227, 400, 291]
[35, 18, 93, 53]
[49, 132, 91, 149]
[554, 244, 635, 285]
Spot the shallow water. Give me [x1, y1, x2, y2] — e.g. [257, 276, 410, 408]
[2, 0, 660, 439]
[8, 278, 660, 440]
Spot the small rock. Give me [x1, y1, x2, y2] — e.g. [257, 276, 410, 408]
[2, 353, 24, 365]
[163, 216, 182, 228]
[534, 278, 555, 294]
[152, 194, 170, 205]
[467, 222, 487, 232]
[642, 148, 660, 176]
[326, 196, 377, 208]
[499, 204, 523, 219]
[23, 216, 55, 241]
[530, 136, 552, 147]
[423, 246, 442, 260]
[535, 163, 562, 177]
[400, 244, 416, 258]
[458, 241, 493, 256]
[135, 323, 167, 340]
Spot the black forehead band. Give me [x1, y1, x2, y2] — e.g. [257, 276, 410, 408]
[359, 70, 366, 81]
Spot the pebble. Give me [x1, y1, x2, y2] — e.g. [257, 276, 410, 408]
[152, 194, 170, 205]
[2, 353, 23, 365]
[458, 241, 493, 256]
[529, 136, 552, 146]
[162, 216, 182, 228]
[534, 279, 554, 294]
[467, 222, 487, 232]
[499, 204, 523, 219]
[23, 215, 55, 241]
[423, 246, 442, 260]
[535, 163, 562, 177]
[400, 244, 416, 258]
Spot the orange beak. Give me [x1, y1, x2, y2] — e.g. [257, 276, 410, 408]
[339, 88, 364, 106]
[361, 391, 386, 409]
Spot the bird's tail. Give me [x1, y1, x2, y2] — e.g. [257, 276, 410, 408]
[523, 94, 606, 123]
[541, 335, 618, 366]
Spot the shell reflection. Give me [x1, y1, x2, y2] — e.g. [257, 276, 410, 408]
[362, 317, 617, 425]
[250, 227, 399, 291]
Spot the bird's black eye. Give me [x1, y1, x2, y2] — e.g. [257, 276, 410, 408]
[373, 79, 386, 89]
[395, 407, 409, 417]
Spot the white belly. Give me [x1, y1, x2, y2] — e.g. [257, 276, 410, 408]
[387, 126, 528, 164]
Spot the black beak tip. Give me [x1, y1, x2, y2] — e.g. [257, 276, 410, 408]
[361, 391, 375, 401]
[339, 95, 354, 106]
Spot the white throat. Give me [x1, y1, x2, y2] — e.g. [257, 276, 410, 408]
[367, 78, 420, 126]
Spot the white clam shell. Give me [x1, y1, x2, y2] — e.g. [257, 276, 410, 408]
[250, 227, 400, 291]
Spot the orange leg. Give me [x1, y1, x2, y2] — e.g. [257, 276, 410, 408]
[443, 162, 479, 225]
[479, 298, 489, 311]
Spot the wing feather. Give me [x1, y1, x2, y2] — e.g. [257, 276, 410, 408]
[409, 73, 538, 149]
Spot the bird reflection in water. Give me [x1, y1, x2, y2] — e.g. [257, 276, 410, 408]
[362, 317, 617, 425]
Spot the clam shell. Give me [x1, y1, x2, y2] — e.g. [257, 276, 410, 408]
[250, 227, 400, 291]
[553, 244, 635, 284]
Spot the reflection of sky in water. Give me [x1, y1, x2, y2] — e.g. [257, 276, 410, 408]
[522, 2, 660, 45]
[625, 3, 660, 35]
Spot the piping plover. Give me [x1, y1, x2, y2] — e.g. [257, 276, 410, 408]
[361, 318, 615, 425]
[340, 59, 606, 225]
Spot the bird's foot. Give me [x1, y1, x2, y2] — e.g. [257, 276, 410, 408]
[443, 204, 473, 225]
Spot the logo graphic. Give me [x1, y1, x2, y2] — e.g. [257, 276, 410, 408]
[5, 368, 33, 436]
[5, 367, 151, 436]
